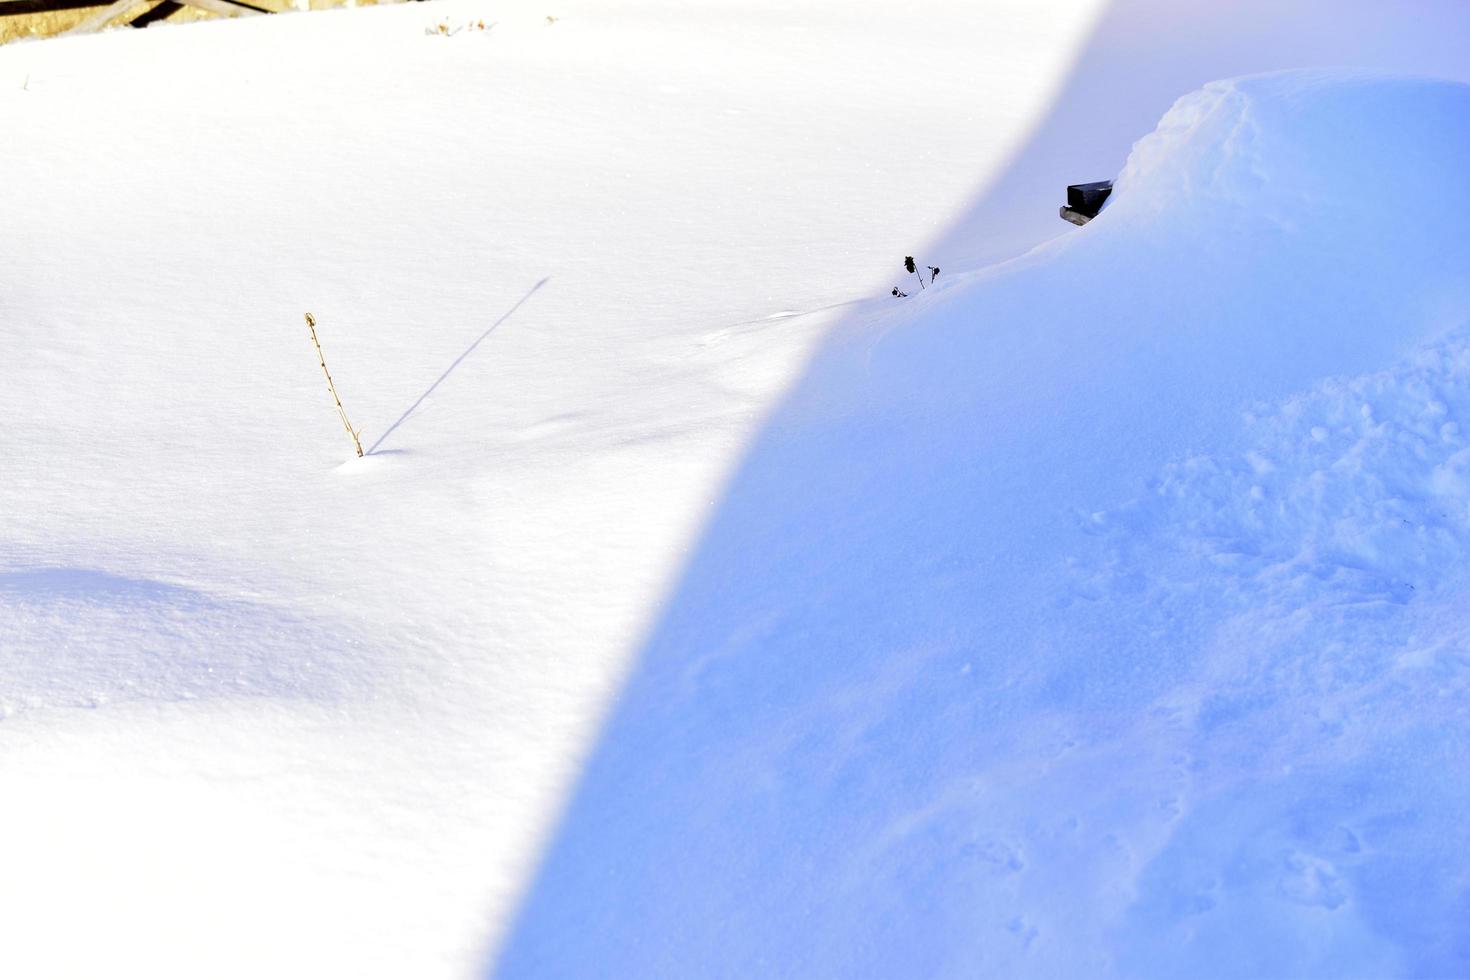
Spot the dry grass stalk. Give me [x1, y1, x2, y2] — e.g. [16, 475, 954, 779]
[305, 312, 364, 458]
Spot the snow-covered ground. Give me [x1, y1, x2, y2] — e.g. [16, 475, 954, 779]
[3, 2, 1469, 977]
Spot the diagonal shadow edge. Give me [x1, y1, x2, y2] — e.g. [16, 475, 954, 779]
[484, 1, 1470, 974]
[477, 4, 1123, 972]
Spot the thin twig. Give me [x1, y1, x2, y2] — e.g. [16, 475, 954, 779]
[305, 312, 364, 458]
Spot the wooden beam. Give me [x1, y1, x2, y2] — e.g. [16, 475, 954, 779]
[64, 0, 162, 34]
[0, 0, 111, 11]
[172, 0, 263, 16]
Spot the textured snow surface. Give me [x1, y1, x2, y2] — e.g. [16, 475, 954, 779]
[4, 1, 1470, 977]
[500, 73, 1470, 977]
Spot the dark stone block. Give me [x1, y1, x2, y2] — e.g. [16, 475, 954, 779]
[1065, 180, 1114, 218]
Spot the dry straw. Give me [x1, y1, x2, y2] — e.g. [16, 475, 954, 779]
[305, 312, 364, 458]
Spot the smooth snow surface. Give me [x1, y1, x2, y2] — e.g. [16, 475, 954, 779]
[3, 1, 1470, 977]
[2, 1, 1109, 973]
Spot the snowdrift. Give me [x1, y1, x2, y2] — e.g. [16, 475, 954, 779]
[499, 72, 1470, 977]
[2, 3, 1126, 973]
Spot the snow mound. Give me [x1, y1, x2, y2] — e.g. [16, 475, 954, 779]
[1096, 72, 1465, 266]
[0, 568, 376, 716]
[1090, 338, 1470, 615]
[498, 72, 1470, 978]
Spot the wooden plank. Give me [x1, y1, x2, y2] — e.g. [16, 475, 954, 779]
[0, 0, 112, 10]
[173, 0, 263, 16]
[64, 0, 161, 34]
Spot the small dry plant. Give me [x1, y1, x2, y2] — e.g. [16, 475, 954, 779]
[305, 312, 364, 458]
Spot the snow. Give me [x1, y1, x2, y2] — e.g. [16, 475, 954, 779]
[931, 0, 1470, 271]
[3, 1, 1470, 977]
[499, 69, 1470, 977]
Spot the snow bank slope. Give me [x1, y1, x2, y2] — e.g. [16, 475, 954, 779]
[0, 1, 1114, 975]
[500, 72, 1470, 978]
